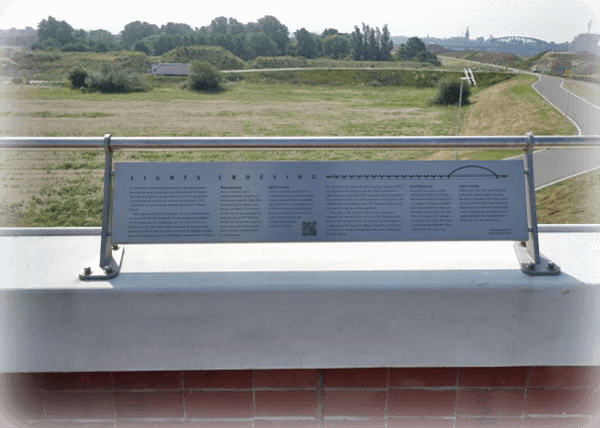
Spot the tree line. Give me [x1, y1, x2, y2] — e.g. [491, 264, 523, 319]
[30, 15, 402, 62]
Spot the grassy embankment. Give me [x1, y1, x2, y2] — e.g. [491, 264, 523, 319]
[0, 62, 587, 226]
[439, 51, 549, 72]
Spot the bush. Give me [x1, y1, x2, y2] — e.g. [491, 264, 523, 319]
[249, 56, 309, 69]
[61, 42, 89, 52]
[114, 52, 152, 74]
[69, 65, 88, 88]
[133, 41, 150, 55]
[187, 61, 223, 92]
[433, 80, 471, 106]
[85, 63, 148, 93]
[163, 46, 245, 70]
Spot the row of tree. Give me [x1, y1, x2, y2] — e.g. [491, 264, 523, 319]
[31, 15, 439, 65]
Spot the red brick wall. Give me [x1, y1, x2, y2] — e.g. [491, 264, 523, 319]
[1, 367, 598, 427]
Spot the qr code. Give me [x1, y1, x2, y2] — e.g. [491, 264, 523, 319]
[302, 221, 317, 237]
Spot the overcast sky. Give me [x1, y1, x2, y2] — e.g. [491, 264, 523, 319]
[0, 0, 598, 43]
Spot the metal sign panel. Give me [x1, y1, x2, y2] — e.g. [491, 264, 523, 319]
[111, 161, 528, 243]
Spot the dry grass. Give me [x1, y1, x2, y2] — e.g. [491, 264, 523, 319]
[536, 168, 600, 223]
[0, 83, 454, 137]
[460, 74, 578, 136]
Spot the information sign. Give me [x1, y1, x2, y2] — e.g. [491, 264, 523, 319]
[111, 161, 528, 243]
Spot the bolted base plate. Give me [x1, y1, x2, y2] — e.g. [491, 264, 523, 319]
[79, 246, 124, 281]
[514, 242, 560, 276]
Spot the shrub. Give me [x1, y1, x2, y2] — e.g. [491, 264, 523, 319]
[433, 79, 471, 106]
[163, 46, 245, 70]
[61, 42, 89, 52]
[69, 65, 88, 88]
[114, 52, 152, 73]
[186, 61, 223, 92]
[133, 41, 150, 55]
[85, 63, 148, 93]
[249, 56, 309, 69]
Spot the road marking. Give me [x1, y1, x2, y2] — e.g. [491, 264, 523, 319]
[560, 80, 600, 111]
[535, 165, 600, 190]
[531, 76, 582, 135]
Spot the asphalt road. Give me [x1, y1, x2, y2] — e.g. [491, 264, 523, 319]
[530, 74, 600, 189]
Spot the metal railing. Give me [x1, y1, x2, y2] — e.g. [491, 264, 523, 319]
[1, 134, 599, 150]
[1, 133, 599, 279]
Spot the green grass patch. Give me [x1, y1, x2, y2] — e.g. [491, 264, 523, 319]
[240, 68, 512, 88]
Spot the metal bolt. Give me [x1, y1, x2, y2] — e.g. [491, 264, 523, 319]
[112, 244, 119, 250]
[527, 263, 536, 271]
[104, 265, 113, 273]
[83, 267, 92, 275]
[547, 262, 556, 271]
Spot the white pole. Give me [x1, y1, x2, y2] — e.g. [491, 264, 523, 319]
[456, 79, 465, 136]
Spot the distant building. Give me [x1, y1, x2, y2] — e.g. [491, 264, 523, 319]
[569, 33, 600, 54]
[150, 63, 190, 76]
[569, 21, 599, 53]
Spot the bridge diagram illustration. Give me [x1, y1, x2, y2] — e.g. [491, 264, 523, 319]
[325, 165, 509, 181]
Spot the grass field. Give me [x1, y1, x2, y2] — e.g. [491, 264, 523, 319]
[461, 74, 577, 136]
[0, 70, 591, 227]
[1, 82, 455, 137]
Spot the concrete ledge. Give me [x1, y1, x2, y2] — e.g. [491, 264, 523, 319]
[1, 227, 599, 372]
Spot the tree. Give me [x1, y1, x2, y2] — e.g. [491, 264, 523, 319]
[245, 32, 278, 59]
[379, 25, 393, 61]
[322, 34, 350, 59]
[89, 29, 116, 50]
[350, 23, 392, 61]
[351, 25, 365, 60]
[321, 28, 338, 38]
[120, 21, 159, 49]
[161, 22, 193, 35]
[294, 28, 318, 59]
[228, 18, 245, 35]
[155, 34, 181, 55]
[366, 25, 379, 61]
[397, 36, 427, 60]
[37, 16, 75, 46]
[209, 16, 229, 34]
[133, 41, 150, 55]
[256, 16, 289, 55]
[396, 36, 439, 65]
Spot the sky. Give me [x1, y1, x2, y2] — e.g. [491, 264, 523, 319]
[0, 0, 599, 43]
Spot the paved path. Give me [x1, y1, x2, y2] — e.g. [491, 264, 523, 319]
[530, 74, 600, 188]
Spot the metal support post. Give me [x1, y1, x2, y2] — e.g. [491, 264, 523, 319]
[79, 134, 124, 280]
[514, 132, 560, 275]
[456, 79, 465, 136]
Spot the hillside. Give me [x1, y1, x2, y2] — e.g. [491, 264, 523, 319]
[432, 49, 520, 66]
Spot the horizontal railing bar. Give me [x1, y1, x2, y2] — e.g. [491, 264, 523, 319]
[0, 227, 102, 236]
[1, 135, 599, 150]
[2, 224, 599, 237]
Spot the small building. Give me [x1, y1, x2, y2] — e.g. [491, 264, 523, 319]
[150, 63, 190, 76]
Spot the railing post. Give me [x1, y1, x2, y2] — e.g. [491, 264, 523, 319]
[525, 132, 540, 263]
[100, 134, 114, 269]
[79, 134, 123, 280]
[514, 132, 560, 275]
